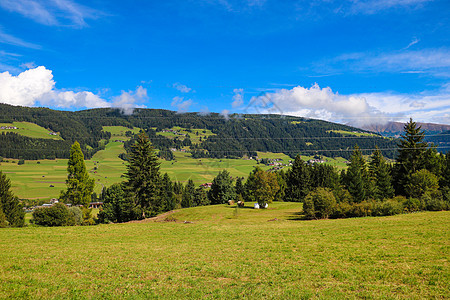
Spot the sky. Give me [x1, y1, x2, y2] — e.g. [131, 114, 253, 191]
[0, 0, 449, 127]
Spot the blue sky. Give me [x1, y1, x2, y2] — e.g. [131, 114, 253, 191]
[0, 0, 449, 126]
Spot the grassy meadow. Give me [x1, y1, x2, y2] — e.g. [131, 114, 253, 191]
[0, 203, 449, 298]
[0, 121, 63, 140]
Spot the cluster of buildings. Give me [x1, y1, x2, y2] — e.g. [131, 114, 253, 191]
[161, 129, 187, 136]
[1, 126, 18, 130]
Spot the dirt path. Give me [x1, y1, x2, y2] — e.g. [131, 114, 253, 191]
[127, 210, 180, 223]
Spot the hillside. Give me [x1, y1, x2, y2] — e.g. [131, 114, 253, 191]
[363, 121, 450, 134]
[0, 103, 397, 160]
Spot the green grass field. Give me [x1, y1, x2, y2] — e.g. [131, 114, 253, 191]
[156, 126, 216, 144]
[0, 121, 63, 140]
[0, 204, 448, 299]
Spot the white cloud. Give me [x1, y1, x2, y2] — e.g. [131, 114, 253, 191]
[231, 88, 244, 108]
[325, 48, 450, 77]
[220, 109, 230, 120]
[173, 82, 192, 93]
[0, 28, 40, 49]
[249, 83, 450, 126]
[348, 0, 431, 15]
[111, 86, 148, 115]
[171, 96, 193, 113]
[404, 37, 419, 50]
[0, 0, 102, 28]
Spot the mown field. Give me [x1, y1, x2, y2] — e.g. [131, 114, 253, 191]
[0, 121, 63, 140]
[0, 203, 449, 299]
[0, 126, 348, 200]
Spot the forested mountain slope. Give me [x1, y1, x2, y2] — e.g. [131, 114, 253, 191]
[0, 104, 398, 160]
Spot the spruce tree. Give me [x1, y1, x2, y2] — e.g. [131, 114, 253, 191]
[393, 118, 428, 195]
[0, 171, 25, 227]
[369, 147, 394, 200]
[181, 179, 195, 208]
[208, 170, 236, 204]
[60, 141, 95, 207]
[161, 173, 176, 211]
[285, 155, 311, 202]
[125, 132, 161, 218]
[235, 177, 245, 197]
[343, 145, 369, 202]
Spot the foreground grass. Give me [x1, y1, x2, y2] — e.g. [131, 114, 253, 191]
[0, 204, 448, 299]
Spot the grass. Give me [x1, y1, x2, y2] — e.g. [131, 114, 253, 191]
[327, 130, 377, 137]
[0, 204, 448, 299]
[156, 126, 216, 144]
[0, 121, 63, 140]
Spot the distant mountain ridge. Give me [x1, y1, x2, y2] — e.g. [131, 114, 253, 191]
[363, 122, 450, 134]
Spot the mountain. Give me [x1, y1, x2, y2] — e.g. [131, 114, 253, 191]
[0, 103, 398, 160]
[363, 121, 450, 134]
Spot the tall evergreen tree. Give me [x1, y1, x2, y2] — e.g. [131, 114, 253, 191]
[161, 173, 176, 211]
[125, 132, 161, 218]
[193, 187, 210, 207]
[235, 177, 245, 197]
[97, 183, 137, 223]
[442, 153, 450, 188]
[60, 141, 95, 207]
[181, 179, 196, 208]
[0, 171, 25, 227]
[285, 155, 311, 202]
[343, 145, 370, 202]
[208, 170, 236, 204]
[393, 118, 428, 195]
[369, 147, 394, 200]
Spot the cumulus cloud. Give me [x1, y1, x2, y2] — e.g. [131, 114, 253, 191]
[231, 88, 244, 108]
[0, 66, 148, 112]
[173, 82, 192, 93]
[112, 86, 148, 115]
[171, 96, 193, 113]
[248, 83, 450, 127]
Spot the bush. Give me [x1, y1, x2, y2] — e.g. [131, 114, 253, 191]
[403, 198, 423, 212]
[349, 201, 374, 217]
[373, 199, 403, 216]
[330, 202, 353, 219]
[18, 159, 25, 165]
[422, 192, 447, 211]
[67, 206, 82, 226]
[303, 188, 337, 219]
[32, 203, 70, 226]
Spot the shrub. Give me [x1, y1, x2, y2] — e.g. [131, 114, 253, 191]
[67, 206, 83, 226]
[403, 198, 423, 212]
[18, 159, 25, 165]
[32, 203, 70, 226]
[330, 202, 353, 219]
[373, 199, 403, 216]
[349, 201, 374, 217]
[303, 188, 337, 219]
[423, 192, 447, 211]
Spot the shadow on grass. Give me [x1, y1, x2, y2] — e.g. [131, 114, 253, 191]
[286, 211, 308, 221]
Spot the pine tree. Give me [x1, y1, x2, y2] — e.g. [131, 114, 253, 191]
[60, 141, 95, 207]
[285, 155, 311, 202]
[369, 147, 394, 200]
[208, 170, 236, 204]
[235, 177, 245, 197]
[193, 187, 210, 207]
[125, 132, 161, 218]
[0, 171, 25, 227]
[393, 118, 428, 195]
[343, 145, 369, 202]
[161, 173, 176, 211]
[181, 179, 195, 208]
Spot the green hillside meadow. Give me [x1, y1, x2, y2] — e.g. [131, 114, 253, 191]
[0, 203, 449, 298]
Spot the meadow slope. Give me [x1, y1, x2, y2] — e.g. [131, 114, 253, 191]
[0, 203, 448, 299]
